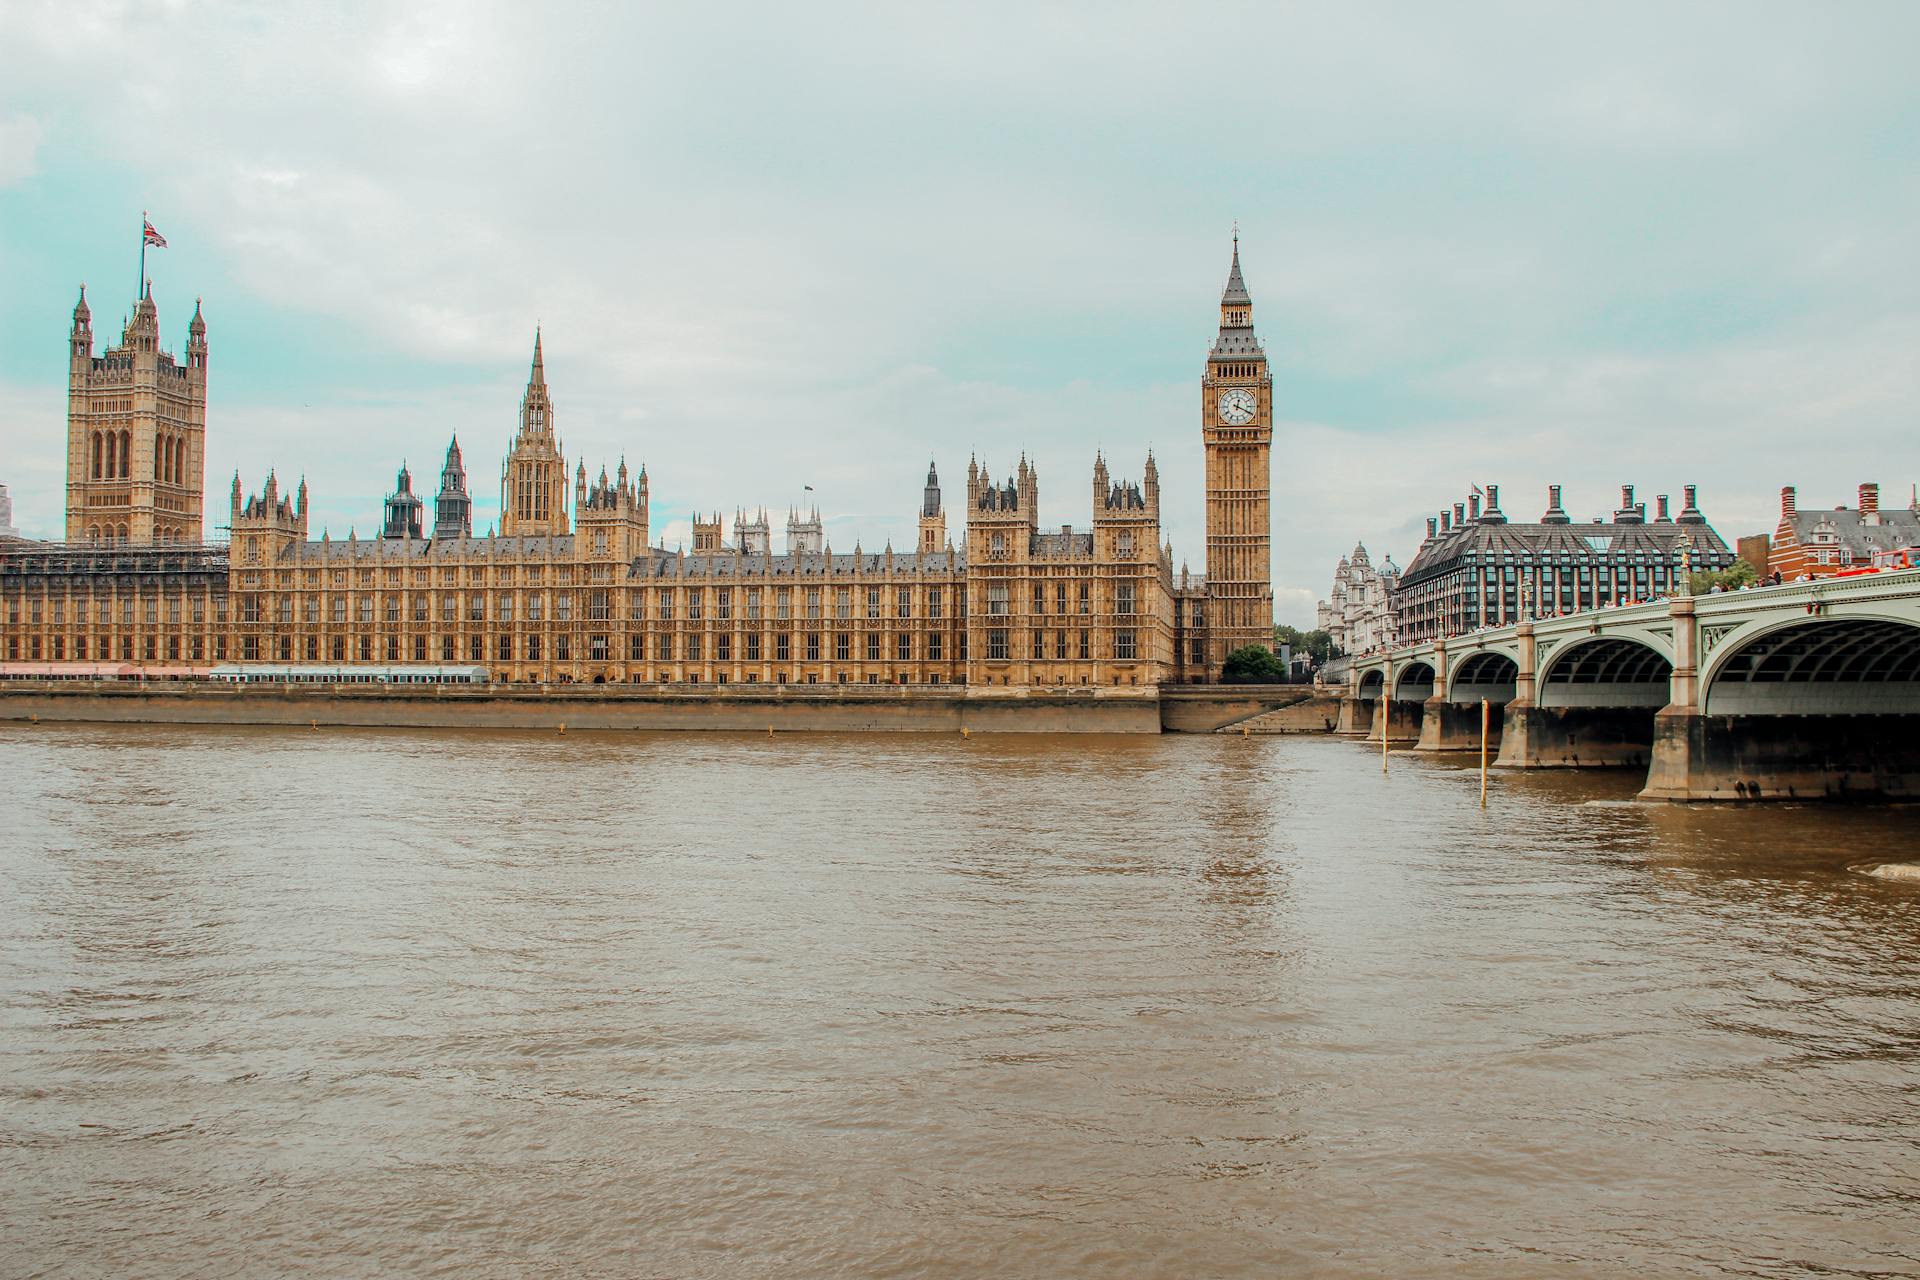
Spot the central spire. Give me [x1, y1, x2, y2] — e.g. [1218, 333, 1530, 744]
[1221, 228, 1250, 308]
[1210, 231, 1261, 358]
[530, 326, 545, 385]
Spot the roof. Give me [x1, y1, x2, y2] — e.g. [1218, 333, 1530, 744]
[1785, 507, 1920, 557]
[1032, 531, 1095, 557]
[286, 534, 574, 561]
[630, 549, 963, 578]
[1400, 517, 1734, 587]
[1221, 240, 1250, 306]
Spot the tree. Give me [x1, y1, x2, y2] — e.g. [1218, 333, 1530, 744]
[1689, 559, 1758, 595]
[1273, 625, 1338, 666]
[1222, 644, 1288, 684]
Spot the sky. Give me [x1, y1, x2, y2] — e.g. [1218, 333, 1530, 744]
[2, 2, 1916, 627]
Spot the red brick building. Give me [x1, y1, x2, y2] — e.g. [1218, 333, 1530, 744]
[1768, 483, 1920, 579]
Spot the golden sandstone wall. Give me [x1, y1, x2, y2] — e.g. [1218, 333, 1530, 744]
[0, 684, 1173, 733]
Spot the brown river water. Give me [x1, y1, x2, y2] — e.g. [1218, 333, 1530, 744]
[3, 723, 1918, 1278]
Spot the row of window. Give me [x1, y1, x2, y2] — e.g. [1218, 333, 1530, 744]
[982, 629, 1137, 661]
[224, 630, 965, 667]
[8, 635, 224, 662]
[220, 584, 961, 623]
[985, 582, 1135, 615]
[6, 597, 222, 625]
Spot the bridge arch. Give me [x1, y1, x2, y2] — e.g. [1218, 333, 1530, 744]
[1449, 651, 1518, 704]
[1702, 616, 1920, 716]
[1539, 636, 1673, 708]
[1357, 668, 1386, 700]
[1394, 661, 1436, 701]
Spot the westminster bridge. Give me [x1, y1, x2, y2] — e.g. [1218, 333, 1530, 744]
[1338, 567, 1920, 801]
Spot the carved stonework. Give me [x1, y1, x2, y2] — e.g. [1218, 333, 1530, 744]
[1701, 623, 1741, 653]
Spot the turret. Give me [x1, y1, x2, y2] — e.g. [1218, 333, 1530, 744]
[382, 462, 424, 540]
[125, 282, 159, 355]
[786, 505, 823, 555]
[433, 434, 472, 539]
[733, 506, 771, 555]
[230, 469, 308, 563]
[692, 511, 723, 552]
[919, 460, 946, 553]
[70, 285, 92, 363]
[187, 297, 207, 370]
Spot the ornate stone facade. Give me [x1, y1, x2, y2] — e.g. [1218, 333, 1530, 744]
[1199, 234, 1275, 665]
[1316, 543, 1400, 656]
[64, 285, 208, 544]
[4, 249, 1273, 684]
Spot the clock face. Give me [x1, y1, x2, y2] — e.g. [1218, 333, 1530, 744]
[1217, 388, 1257, 425]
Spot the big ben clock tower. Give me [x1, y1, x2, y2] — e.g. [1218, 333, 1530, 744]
[1201, 232, 1275, 671]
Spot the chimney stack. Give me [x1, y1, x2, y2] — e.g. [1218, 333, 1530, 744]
[1454, 502, 1466, 527]
[1656, 494, 1670, 521]
[1486, 483, 1501, 511]
[1441, 510, 1452, 533]
[1469, 493, 1482, 520]
[1426, 516, 1437, 540]
[1621, 484, 1634, 509]
[1859, 482, 1879, 514]
[1781, 485, 1796, 516]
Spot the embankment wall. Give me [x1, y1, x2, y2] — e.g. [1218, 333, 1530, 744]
[0, 683, 1341, 735]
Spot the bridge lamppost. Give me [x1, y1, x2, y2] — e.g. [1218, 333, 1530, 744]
[1679, 532, 1695, 599]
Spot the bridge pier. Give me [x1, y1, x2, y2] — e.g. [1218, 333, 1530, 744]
[1347, 567, 1920, 797]
[1366, 699, 1423, 744]
[1417, 697, 1502, 752]
[1334, 696, 1374, 736]
[1642, 709, 1920, 801]
[1495, 702, 1655, 769]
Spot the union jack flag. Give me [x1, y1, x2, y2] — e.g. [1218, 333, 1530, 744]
[143, 219, 167, 248]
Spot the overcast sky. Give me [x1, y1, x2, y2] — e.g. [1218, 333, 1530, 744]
[2, 2, 1916, 624]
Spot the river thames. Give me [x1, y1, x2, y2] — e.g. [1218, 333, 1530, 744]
[3, 723, 1917, 1278]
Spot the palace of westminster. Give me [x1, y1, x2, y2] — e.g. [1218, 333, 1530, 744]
[0, 242, 1278, 686]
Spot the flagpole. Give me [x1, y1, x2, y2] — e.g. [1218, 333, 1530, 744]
[138, 209, 147, 300]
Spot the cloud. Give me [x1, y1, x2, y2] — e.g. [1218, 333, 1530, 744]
[0, 114, 44, 187]
[2, 2, 1918, 629]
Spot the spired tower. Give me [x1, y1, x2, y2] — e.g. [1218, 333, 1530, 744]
[433, 435, 473, 539]
[919, 460, 946, 552]
[381, 464, 424, 540]
[733, 508, 771, 554]
[1200, 233, 1275, 669]
[500, 330, 569, 536]
[786, 506, 824, 555]
[65, 284, 209, 543]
